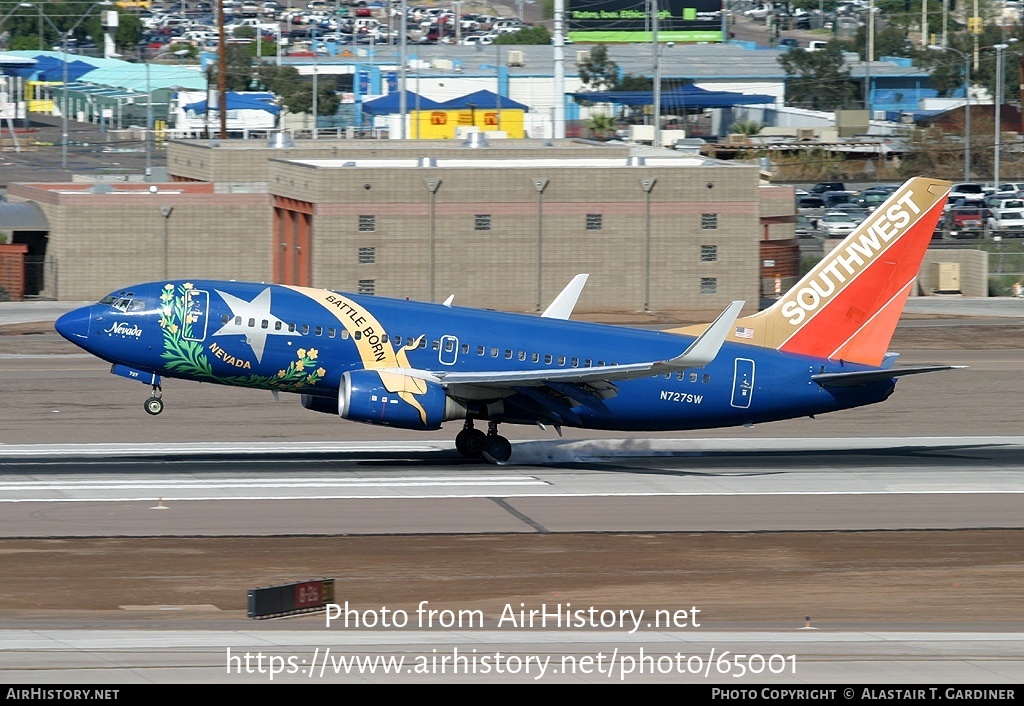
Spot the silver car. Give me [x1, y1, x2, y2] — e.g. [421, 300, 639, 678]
[818, 211, 858, 237]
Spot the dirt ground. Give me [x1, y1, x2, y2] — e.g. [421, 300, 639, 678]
[1, 319, 1021, 626]
[0, 532, 1021, 627]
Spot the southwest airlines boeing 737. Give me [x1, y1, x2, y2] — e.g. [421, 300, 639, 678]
[55, 177, 958, 464]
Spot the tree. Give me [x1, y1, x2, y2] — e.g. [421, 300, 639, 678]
[585, 113, 616, 139]
[778, 43, 857, 110]
[257, 63, 338, 116]
[577, 44, 620, 92]
[730, 119, 763, 135]
[495, 26, 550, 44]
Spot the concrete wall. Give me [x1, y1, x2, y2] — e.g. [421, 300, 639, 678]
[7, 184, 273, 301]
[272, 161, 764, 312]
[918, 249, 988, 297]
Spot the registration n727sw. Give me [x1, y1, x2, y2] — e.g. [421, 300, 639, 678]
[56, 177, 959, 464]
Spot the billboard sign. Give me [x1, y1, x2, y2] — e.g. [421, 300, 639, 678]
[567, 0, 723, 43]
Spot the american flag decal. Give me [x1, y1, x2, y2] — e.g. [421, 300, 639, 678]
[735, 326, 755, 339]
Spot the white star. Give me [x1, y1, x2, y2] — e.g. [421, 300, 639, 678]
[212, 288, 297, 363]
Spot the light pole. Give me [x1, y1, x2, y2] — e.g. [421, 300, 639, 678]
[931, 44, 970, 180]
[311, 26, 318, 139]
[31, 1, 113, 170]
[994, 42, 1009, 192]
[650, 0, 660, 149]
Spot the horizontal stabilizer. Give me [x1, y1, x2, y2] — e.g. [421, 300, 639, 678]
[812, 365, 965, 387]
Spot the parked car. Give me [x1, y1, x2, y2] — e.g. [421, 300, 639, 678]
[795, 213, 818, 238]
[821, 190, 857, 208]
[946, 205, 987, 237]
[949, 182, 986, 201]
[797, 195, 825, 209]
[818, 211, 859, 237]
[809, 181, 846, 194]
[852, 189, 890, 210]
[987, 207, 1024, 235]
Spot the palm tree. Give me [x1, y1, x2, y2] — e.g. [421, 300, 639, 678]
[586, 113, 616, 140]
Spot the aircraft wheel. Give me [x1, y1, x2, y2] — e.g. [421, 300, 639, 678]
[481, 435, 512, 465]
[144, 397, 164, 416]
[455, 428, 486, 458]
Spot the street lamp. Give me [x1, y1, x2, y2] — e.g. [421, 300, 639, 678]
[993, 42, 1012, 192]
[650, 0, 660, 149]
[930, 44, 970, 180]
[30, 1, 113, 171]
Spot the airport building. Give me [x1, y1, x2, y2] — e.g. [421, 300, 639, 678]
[4, 138, 799, 313]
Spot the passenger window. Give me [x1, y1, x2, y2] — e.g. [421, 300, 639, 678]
[261, 320, 269, 329]
[315, 326, 323, 336]
[221, 314, 230, 325]
[477, 346, 485, 356]
[328, 328, 336, 338]
[544, 354, 553, 365]
[462, 344, 470, 354]
[444, 339, 455, 353]
[584, 359, 592, 367]
[571, 357, 579, 367]
[491, 347, 499, 357]
[557, 356, 566, 366]
[341, 329, 350, 339]
[275, 321, 282, 331]
[505, 349, 513, 359]
[676, 371, 685, 380]
[418, 337, 426, 349]
[518, 351, 526, 361]
[702, 373, 711, 383]
[235, 316, 243, 326]
[531, 353, 539, 363]
[689, 372, 697, 382]
[248, 318, 255, 327]
[381, 334, 389, 344]
[432, 340, 440, 350]
[301, 324, 310, 335]
[354, 330, 361, 340]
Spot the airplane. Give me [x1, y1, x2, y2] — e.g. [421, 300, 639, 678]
[55, 176, 960, 464]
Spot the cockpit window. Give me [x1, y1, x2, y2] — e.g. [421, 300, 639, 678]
[98, 292, 143, 312]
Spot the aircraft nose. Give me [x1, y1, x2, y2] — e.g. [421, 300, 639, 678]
[55, 307, 91, 342]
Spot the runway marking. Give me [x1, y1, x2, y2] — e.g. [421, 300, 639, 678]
[0, 490, 1022, 503]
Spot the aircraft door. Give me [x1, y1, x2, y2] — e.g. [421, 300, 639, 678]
[730, 357, 755, 409]
[182, 289, 209, 342]
[439, 335, 459, 366]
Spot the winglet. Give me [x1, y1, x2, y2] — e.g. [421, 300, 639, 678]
[655, 300, 744, 371]
[542, 274, 589, 319]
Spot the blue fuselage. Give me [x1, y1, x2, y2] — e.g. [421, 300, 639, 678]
[56, 280, 894, 432]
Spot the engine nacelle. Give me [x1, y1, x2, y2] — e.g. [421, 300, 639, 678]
[339, 370, 465, 430]
[301, 394, 338, 415]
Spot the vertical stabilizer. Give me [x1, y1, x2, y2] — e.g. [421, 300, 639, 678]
[666, 177, 951, 366]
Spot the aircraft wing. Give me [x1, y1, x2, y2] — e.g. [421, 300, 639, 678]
[379, 301, 744, 391]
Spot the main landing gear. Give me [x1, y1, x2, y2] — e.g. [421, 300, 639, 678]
[144, 383, 164, 416]
[455, 420, 512, 464]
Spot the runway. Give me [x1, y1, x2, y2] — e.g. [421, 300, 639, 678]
[3, 628, 1022, 684]
[0, 437, 1023, 536]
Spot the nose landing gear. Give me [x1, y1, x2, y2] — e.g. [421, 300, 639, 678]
[144, 383, 163, 416]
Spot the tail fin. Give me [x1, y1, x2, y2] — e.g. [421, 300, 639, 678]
[667, 177, 951, 366]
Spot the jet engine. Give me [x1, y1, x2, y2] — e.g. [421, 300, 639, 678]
[317, 369, 466, 430]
